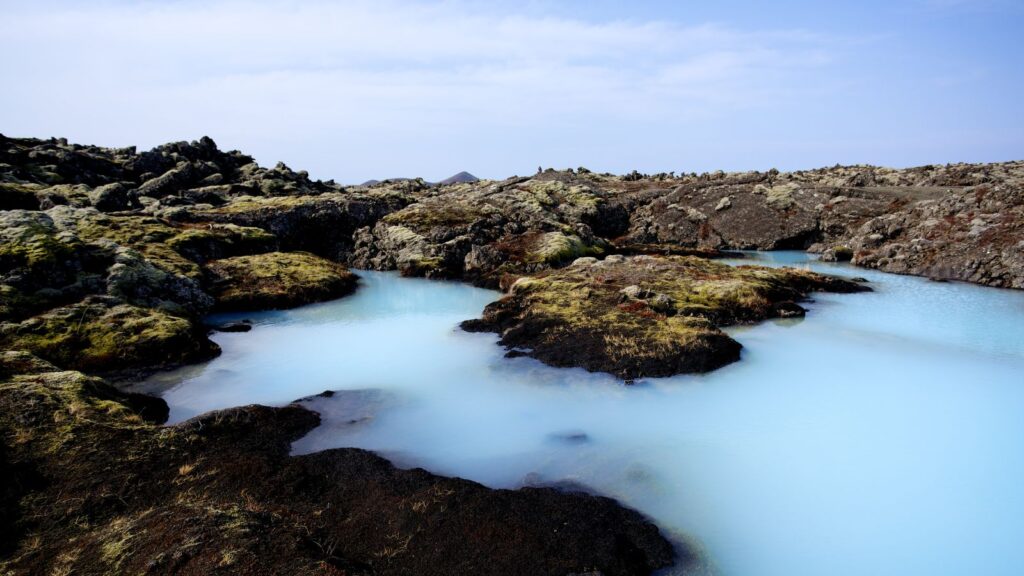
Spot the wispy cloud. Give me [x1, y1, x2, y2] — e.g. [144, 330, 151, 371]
[0, 0, 1019, 180]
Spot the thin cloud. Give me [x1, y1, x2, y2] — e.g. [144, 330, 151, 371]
[1, 0, 1018, 181]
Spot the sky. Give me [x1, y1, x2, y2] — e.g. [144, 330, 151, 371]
[1, 0, 1021, 183]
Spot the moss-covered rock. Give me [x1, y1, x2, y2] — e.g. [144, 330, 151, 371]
[205, 251, 357, 311]
[189, 191, 408, 260]
[0, 363, 680, 576]
[463, 255, 869, 380]
[0, 182, 41, 210]
[0, 298, 217, 374]
[0, 210, 110, 321]
[163, 223, 278, 263]
[352, 177, 613, 284]
[50, 207, 207, 279]
[529, 231, 605, 265]
[88, 182, 137, 212]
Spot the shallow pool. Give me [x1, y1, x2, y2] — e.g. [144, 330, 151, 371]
[133, 253, 1024, 576]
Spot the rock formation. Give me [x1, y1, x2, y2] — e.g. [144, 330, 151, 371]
[463, 255, 868, 379]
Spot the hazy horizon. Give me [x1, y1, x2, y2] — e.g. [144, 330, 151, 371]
[2, 0, 1022, 184]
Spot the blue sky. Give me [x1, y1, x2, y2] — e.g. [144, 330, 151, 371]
[1, 0, 1021, 183]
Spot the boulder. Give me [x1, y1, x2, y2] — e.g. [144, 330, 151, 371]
[205, 251, 358, 311]
[88, 182, 136, 212]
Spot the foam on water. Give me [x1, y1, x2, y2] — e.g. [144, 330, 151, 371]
[134, 253, 1024, 576]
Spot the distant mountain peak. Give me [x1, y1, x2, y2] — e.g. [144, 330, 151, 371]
[438, 171, 479, 185]
[358, 172, 478, 187]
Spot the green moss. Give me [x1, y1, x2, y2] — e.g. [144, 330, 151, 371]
[205, 251, 357, 311]
[200, 194, 313, 214]
[0, 301, 206, 373]
[69, 214, 204, 278]
[528, 231, 605, 265]
[382, 202, 485, 234]
[0, 368, 148, 455]
[0, 214, 82, 272]
[399, 256, 444, 277]
[99, 516, 140, 573]
[24, 163, 64, 184]
[165, 224, 277, 263]
[475, 255, 866, 378]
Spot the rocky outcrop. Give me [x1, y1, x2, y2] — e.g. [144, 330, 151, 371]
[205, 251, 358, 311]
[820, 183, 1024, 288]
[347, 162, 1024, 290]
[351, 174, 616, 286]
[0, 135, 404, 376]
[463, 255, 869, 380]
[0, 135, 693, 574]
[0, 359, 679, 576]
[187, 191, 408, 261]
[0, 297, 218, 375]
[5, 134, 1021, 289]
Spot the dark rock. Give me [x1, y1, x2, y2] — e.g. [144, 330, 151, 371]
[772, 301, 807, 318]
[0, 183, 41, 210]
[548, 430, 592, 444]
[0, 373, 681, 576]
[209, 320, 252, 333]
[89, 182, 137, 212]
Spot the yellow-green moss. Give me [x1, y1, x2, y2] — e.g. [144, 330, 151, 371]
[524, 180, 601, 211]
[474, 255, 865, 378]
[205, 251, 357, 311]
[0, 368, 148, 455]
[382, 202, 486, 234]
[0, 215, 82, 271]
[0, 301, 203, 372]
[528, 231, 605, 265]
[69, 214, 203, 278]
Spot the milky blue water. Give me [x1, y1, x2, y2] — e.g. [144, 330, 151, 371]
[134, 253, 1024, 576]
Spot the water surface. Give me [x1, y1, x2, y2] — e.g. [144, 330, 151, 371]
[135, 253, 1024, 576]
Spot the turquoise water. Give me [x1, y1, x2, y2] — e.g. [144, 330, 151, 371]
[135, 253, 1024, 576]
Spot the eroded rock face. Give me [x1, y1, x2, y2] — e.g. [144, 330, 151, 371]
[205, 251, 358, 311]
[188, 191, 409, 261]
[836, 185, 1024, 288]
[350, 176, 613, 286]
[462, 255, 869, 380]
[0, 360, 679, 576]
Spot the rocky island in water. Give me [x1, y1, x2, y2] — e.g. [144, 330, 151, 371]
[1, 134, 1022, 575]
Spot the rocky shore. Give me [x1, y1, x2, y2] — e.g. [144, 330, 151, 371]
[1, 133, 1021, 574]
[0, 353, 676, 575]
[0, 135, 682, 575]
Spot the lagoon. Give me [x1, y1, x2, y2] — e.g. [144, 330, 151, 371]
[133, 253, 1024, 576]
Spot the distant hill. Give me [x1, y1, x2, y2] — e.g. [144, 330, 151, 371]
[359, 172, 479, 187]
[358, 177, 413, 186]
[438, 171, 479, 185]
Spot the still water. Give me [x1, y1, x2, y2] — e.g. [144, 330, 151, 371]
[134, 253, 1024, 576]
